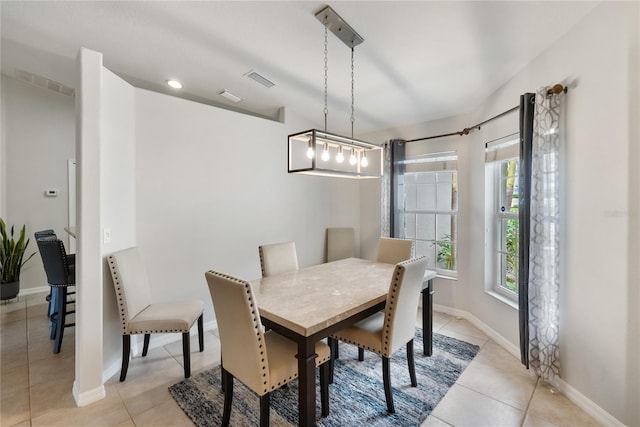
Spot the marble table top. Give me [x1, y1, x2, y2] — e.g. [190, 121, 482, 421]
[250, 258, 436, 337]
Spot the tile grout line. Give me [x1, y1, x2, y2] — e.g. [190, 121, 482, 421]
[519, 375, 541, 426]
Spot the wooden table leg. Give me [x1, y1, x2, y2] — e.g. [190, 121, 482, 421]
[296, 338, 317, 426]
[421, 279, 434, 356]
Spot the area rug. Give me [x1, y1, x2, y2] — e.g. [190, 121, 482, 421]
[169, 329, 479, 426]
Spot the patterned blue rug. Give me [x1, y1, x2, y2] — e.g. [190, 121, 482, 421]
[169, 329, 479, 426]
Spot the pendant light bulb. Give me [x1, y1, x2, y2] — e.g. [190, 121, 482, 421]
[361, 150, 369, 167]
[306, 139, 315, 159]
[336, 145, 344, 163]
[321, 143, 330, 161]
[349, 148, 357, 165]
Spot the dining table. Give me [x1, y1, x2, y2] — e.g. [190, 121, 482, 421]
[250, 257, 436, 426]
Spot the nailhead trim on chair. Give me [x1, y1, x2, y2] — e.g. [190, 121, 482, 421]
[108, 255, 193, 334]
[332, 259, 414, 358]
[107, 256, 129, 334]
[207, 270, 273, 394]
[382, 263, 406, 356]
[206, 269, 331, 394]
[258, 246, 266, 277]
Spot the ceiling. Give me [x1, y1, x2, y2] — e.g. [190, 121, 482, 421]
[1, 1, 598, 136]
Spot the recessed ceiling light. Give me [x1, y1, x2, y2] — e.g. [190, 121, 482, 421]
[218, 90, 242, 103]
[167, 80, 182, 89]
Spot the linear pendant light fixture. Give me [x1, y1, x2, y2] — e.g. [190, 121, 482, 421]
[288, 5, 383, 179]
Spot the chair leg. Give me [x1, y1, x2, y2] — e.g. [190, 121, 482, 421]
[407, 340, 417, 387]
[198, 314, 204, 352]
[53, 287, 67, 354]
[328, 337, 336, 384]
[142, 334, 151, 357]
[259, 393, 270, 427]
[320, 361, 330, 417]
[358, 347, 365, 361]
[222, 368, 233, 427]
[48, 288, 57, 340]
[120, 335, 131, 382]
[382, 356, 395, 413]
[182, 332, 191, 378]
[220, 355, 225, 391]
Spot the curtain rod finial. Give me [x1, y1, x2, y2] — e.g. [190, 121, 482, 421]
[547, 84, 566, 95]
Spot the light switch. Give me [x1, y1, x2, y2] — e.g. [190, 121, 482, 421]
[103, 228, 112, 244]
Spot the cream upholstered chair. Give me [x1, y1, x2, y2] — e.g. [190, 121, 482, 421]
[258, 241, 298, 277]
[107, 247, 204, 382]
[326, 227, 355, 262]
[205, 270, 331, 427]
[376, 237, 413, 264]
[345, 237, 414, 362]
[331, 257, 428, 413]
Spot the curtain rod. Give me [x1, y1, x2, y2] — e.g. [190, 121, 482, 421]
[403, 84, 567, 144]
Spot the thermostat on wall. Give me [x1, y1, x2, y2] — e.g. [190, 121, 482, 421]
[44, 190, 58, 197]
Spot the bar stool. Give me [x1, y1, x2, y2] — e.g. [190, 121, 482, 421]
[35, 237, 75, 354]
[34, 230, 75, 339]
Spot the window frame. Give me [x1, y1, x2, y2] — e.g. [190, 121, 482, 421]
[484, 135, 520, 304]
[394, 153, 459, 278]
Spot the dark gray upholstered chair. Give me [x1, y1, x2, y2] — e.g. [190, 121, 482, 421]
[35, 236, 76, 354]
[35, 229, 76, 340]
[107, 247, 204, 382]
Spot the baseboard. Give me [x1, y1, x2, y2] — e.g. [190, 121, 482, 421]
[434, 303, 521, 358]
[72, 381, 106, 407]
[18, 285, 49, 297]
[102, 359, 122, 384]
[554, 378, 626, 427]
[433, 304, 624, 427]
[101, 319, 218, 382]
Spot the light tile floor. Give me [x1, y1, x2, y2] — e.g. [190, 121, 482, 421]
[1, 293, 601, 426]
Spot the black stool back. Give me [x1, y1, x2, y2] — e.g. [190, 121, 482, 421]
[35, 235, 75, 353]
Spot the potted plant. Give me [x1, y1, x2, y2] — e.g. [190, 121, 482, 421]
[1, 218, 36, 301]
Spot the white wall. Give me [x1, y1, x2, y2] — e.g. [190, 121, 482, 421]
[134, 89, 361, 335]
[73, 49, 136, 406]
[99, 69, 137, 381]
[360, 2, 638, 425]
[1, 75, 75, 290]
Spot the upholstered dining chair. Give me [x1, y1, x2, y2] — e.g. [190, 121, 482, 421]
[107, 247, 204, 381]
[258, 241, 298, 277]
[377, 237, 413, 264]
[205, 270, 331, 427]
[330, 257, 428, 413]
[35, 236, 76, 354]
[344, 237, 414, 362]
[326, 227, 356, 262]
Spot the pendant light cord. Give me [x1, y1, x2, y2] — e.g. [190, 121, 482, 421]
[323, 16, 329, 133]
[351, 44, 355, 139]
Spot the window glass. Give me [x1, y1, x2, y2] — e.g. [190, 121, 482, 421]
[395, 157, 458, 277]
[492, 158, 519, 298]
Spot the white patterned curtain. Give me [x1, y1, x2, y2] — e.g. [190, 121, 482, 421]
[528, 86, 562, 380]
[380, 142, 392, 237]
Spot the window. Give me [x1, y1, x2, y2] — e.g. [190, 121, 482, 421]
[485, 137, 519, 300]
[395, 152, 458, 277]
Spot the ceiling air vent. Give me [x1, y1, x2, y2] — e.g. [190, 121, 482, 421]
[245, 70, 275, 88]
[14, 68, 75, 96]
